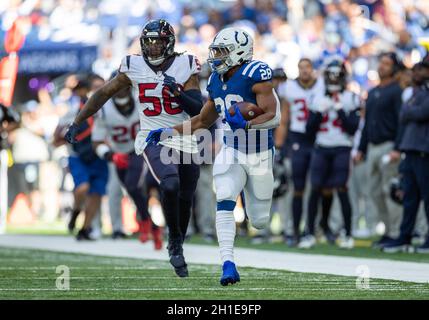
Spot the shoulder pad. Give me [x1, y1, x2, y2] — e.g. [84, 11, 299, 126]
[207, 73, 215, 87]
[241, 60, 272, 82]
[119, 55, 132, 73]
[187, 54, 202, 75]
[206, 73, 216, 100]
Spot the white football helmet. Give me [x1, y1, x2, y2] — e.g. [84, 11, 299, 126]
[207, 27, 253, 75]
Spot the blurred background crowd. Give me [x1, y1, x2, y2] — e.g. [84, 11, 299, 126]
[1, 0, 429, 249]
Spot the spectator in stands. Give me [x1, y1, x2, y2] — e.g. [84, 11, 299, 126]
[0, 103, 20, 150]
[383, 61, 429, 253]
[355, 52, 404, 247]
[9, 100, 49, 218]
[1, 102, 20, 211]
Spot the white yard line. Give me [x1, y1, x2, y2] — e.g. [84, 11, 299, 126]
[0, 288, 427, 292]
[0, 235, 428, 284]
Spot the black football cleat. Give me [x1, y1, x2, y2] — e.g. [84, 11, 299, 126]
[372, 235, 394, 249]
[167, 238, 188, 278]
[112, 230, 128, 239]
[76, 228, 95, 241]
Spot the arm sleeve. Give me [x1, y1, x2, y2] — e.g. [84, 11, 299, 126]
[305, 111, 323, 136]
[358, 102, 369, 154]
[337, 108, 360, 136]
[176, 89, 204, 117]
[175, 55, 203, 117]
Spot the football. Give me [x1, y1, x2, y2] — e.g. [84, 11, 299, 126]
[228, 101, 264, 121]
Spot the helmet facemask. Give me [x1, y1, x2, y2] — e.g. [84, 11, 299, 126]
[208, 44, 235, 75]
[140, 35, 174, 66]
[325, 65, 346, 93]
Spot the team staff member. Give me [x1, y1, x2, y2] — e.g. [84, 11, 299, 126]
[355, 52, 403, 247]
[383, 61, 429, 253]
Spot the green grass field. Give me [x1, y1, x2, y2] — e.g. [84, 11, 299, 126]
[1, 247, 428, 300]
[7, 224, 429, 264]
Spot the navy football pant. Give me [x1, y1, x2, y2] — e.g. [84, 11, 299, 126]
[116, 152, 152, 223]
[289, 142, 312, 237]
[143, 144, 200, 242]
[310, 146, 351, 189]
[398, 152, 429, 242]
[307, 146, 352, 236]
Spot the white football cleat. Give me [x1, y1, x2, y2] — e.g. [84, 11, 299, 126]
[338, 236, 354, 249]
[298, 235, 316, 249]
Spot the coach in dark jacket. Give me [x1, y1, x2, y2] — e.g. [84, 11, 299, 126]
[383, 61, 429, 253]
[355, 52, 403, 245]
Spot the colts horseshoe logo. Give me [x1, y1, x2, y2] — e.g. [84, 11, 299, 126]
[235, 31, 249, 47]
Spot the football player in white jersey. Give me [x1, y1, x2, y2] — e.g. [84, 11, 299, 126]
[146, 27, 281, 286]
[299, 58, 361, 249]
[276, 58, 326, 245]
[64, 19, 204, 278]
[91, 82, 163, 250]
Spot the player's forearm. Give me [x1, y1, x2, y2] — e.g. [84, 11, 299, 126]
[74, 91, 109, 126]
[249, 110, 279, 129]
[52, 138, 66, 147]
[173, 115, 208, 135]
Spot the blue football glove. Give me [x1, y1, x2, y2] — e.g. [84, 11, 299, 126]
[225, 105, 248, 131]
[64, 123, 79, 144]
[146, 128, 174, 145]
[163, 74, 180, 95]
